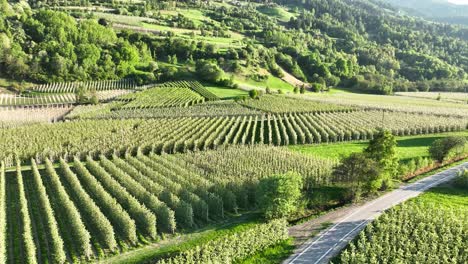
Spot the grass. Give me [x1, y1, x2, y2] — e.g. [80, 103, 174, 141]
[256, 5, 295, 22]
[100, 213, 262, 264]
[289, 131, 468, 161]
[204, 85, 249, 99]
[238, 238, 295, 264]
[237, 75, 295, 92]
[419, 182, 468, 209]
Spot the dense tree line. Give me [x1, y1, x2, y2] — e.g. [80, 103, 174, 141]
[2, 0, 467, 93]
[0, 1, 154, 83]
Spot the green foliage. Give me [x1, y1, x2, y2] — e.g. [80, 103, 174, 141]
[86, 157, 157, 238]
[119, 85, 205, 109]
[333, 153, 382, 200]
[364, 129, 399, 178]
[155, 219, 289, 264]
[429, 136, 467, 162]
[0, 10, 154, 83]
[73, 158, 138, 243]
[336, 185, 467, 263]
[44, 158, 92, 258]
[59, 159, 117, 250]
[239, 95, 354, 114]
[239, 238, 295, 264]
[454, 169, 468, 189]
[257, 172, 303, 220]
[30, 160, 66, 263]
[249, 89, 260, 99]
[0, 163, 5, 264]
[195, 60, 224, 83]
[16, 163, 37, 264]
[0, 109, 465, 166]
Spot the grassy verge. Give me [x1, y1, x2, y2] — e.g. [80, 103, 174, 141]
[289, 131, 468, 161]
[99, 213, 262, 264]
[406, 157, 468, 183]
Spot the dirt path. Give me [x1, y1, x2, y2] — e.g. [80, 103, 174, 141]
[279, 68, 310, 88]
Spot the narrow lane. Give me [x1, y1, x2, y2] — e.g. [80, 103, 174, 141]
[284, 162, 468, 264]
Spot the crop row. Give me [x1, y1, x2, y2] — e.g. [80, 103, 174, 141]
[30, 79, 136, 93]
[1, 144, 331, 262]
[293, 93, 468, 118]
[0, 106, 73, 128]
[118, 86, 205, 109]
[155, 81, 218, 101]
[0, 93, 75, 106]
[240, 95, 356, 113]
[1, 110, 466, 166]
[337, 198, 467, 263]
[155, 219, 288, 264]
[67, 101, 262, 120]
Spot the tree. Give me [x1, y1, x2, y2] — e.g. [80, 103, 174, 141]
[312, 83, 321, 93]
[300, 85, 306, 94]
[256, 172, 303, 219]
[333, 153, 382, 200]
[249, 89, 259, 99]
[364, 129, 399, 179]
[429, 136, 467, 163]
[195, 60, 224, 83]
[454, 169, 468, 189]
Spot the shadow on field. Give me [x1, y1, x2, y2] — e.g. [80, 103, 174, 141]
[397, 136, 447, 148]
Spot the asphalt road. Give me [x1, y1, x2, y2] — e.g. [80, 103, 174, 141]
[284, 162, 468, 264]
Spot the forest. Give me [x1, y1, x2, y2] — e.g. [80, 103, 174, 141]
[0, 1, 467, 263]
[0, 0, 467, 94]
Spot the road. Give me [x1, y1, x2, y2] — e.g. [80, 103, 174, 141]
[284, 162, 468, 264]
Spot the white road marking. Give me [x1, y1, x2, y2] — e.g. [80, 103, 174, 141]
[285, 163, 467, 264]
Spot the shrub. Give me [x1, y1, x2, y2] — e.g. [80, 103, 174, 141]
[249, 89, 260, 99]
[429, 136, 467, 162]
[333, 153, 382, 200]
[454, 169, 468, 188]
[256, 172, 303, 220]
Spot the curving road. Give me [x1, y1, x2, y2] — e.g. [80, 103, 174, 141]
[284, 162, 468, 264]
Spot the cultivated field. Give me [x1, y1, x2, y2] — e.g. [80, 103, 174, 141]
[0, 145, 333, 262]
[0, 81, 467, 263]
[0, 110, 465, 166]
[291, 92, 468, 117]
[335, 180, 467, 263]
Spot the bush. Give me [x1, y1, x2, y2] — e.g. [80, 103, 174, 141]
[429, 136, 467, 162]
[249, 89, 260, 99]
[195, 60, 224, 83]
[454, 169, 468, 188]
[311, 83, 322, 93]
[256, 172, 303, 220]
[333, 153, 382, 200]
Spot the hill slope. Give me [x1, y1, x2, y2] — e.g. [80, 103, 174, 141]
[383, 0, 468, 25]
[0, 0, 467, 95]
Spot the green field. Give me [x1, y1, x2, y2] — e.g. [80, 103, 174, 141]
[237, 75, 296, 92]
[256, 5, 296, 22]
[289, 131, 468, 161]
[204, 86, 249, 99]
